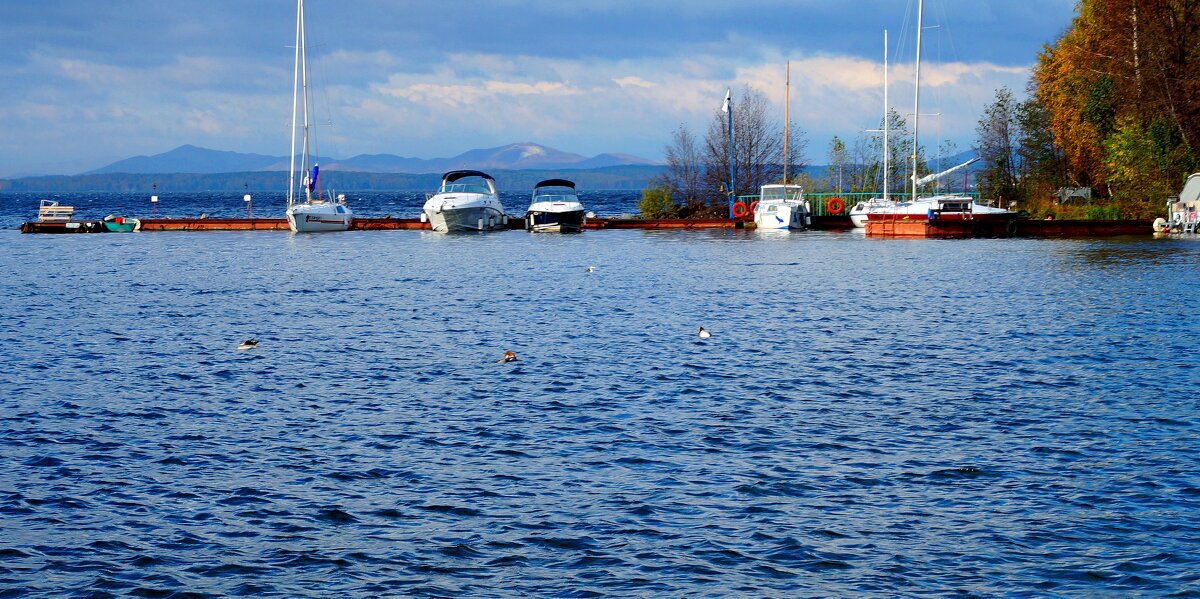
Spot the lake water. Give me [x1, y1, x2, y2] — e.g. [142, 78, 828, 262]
[2, 192, 1199, 596]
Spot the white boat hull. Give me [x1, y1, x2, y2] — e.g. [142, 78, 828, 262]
[863, 195, 1014, 222]
[526, 200, 586, 233]
[423, 193, 506, 232]
[754, 202, 809, 230]
[287, 203, 352, 232]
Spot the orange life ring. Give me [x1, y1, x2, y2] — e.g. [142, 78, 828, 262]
[732, 201, 748, 218]
[827, 197, 844, 214]
[749, 200, 759, 215]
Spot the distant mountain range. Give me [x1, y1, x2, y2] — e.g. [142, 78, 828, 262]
[0, 142, 980, 193]
[85, 142, 660, 176]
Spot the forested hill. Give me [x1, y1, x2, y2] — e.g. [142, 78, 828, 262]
[0, 166, 667, 193]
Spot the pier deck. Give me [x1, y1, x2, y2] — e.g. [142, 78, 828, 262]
[20, 215, 1151, 237]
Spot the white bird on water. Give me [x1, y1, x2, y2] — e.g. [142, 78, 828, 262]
[697, 327, 711, 339]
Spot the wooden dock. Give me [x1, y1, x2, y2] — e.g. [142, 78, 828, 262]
[20, 215, 1151, 237]
[20, 215, 760, 233]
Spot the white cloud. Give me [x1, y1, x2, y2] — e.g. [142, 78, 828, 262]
[0, 10, 1044, 175]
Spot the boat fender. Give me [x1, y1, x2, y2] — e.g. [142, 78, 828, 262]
[420, 212, 427, 223]
[827, 197, 844, 214]
[749, 200, 759, 216]
[732, 201, 748, 218]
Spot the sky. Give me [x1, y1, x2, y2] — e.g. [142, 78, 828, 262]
[0, 0, 1077, 177]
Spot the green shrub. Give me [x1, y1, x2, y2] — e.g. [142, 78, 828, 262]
[1084, 203, 1122, 220]
[639, 184, 679, 218]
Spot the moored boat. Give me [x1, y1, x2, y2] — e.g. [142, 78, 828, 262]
[752, 184, 810, 230]
[422, 170, 506, 232]
[863, 194, 1015, 223]
[525, 179, 586, 232]
[283, 0, 352, 233]
[101, 215, 140, 232]
[1156, 172, 1200, 233]
[865, 0, 1013, 229]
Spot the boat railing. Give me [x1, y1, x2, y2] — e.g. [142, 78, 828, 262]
[38, 200, 74, 222]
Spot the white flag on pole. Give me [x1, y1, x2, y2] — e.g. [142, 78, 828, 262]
[722, 88, 731, 113]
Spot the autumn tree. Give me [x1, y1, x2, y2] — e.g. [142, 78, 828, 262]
[1035, 0, 1200, 217]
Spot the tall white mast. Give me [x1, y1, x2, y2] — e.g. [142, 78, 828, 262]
[300, 0, 312, 203]
[288, 0, 302, 209]
[911, 0, 923, 203]
[883, 29, 889, 202]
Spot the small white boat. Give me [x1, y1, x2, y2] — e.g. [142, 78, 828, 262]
[525, 179, 586, 232]
[753, 184, 810, 230]
[753, 64, 810, 232]
[422, 170, 507, 233]
[283, 0, 352, 233]
[1157, 173, 1200, 233]
[850, 198, 886, 228]
[287, 186, 353, 232]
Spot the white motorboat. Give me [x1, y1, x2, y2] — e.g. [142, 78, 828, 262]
[1155, 173, 1200, 233]
[284, 0, 352, 233]
[752, 63, 810, 232]
[753, 184, 810, 230]
[422, 170, 507, 232]
[525, 179, 586, 232]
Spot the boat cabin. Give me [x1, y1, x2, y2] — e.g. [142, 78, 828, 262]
[1167, 173, 1200, 232]
[437, 170, 497, 195]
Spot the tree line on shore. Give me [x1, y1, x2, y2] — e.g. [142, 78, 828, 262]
[650, 0, 1199, 220]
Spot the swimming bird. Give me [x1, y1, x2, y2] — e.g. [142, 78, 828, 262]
[237, 339, 259, 350]
[585, 266, 596, 272]
[698, 327, 711, 339]
[497, 350, 517, 363]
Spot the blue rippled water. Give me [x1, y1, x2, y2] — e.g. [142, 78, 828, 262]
[2, 192, 1199, 596]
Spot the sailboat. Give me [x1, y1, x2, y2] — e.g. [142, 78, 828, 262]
[863, 0, 1014, 225]
[850, 31, 892, 228]
[753, 61, 811, 231]
[284, 0, 353, 233]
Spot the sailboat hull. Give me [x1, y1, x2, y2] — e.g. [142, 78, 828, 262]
[286, 203, 353, 232]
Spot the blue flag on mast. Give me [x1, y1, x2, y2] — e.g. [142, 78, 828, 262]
[308, 164, 319, 192]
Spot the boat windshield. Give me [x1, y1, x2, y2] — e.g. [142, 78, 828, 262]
[438, 182, 493, 194]
[759, 186, 803, 201]
[533, 193, 578, 203]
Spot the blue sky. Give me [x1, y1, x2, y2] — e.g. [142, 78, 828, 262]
[0, 0, 1076, 177]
